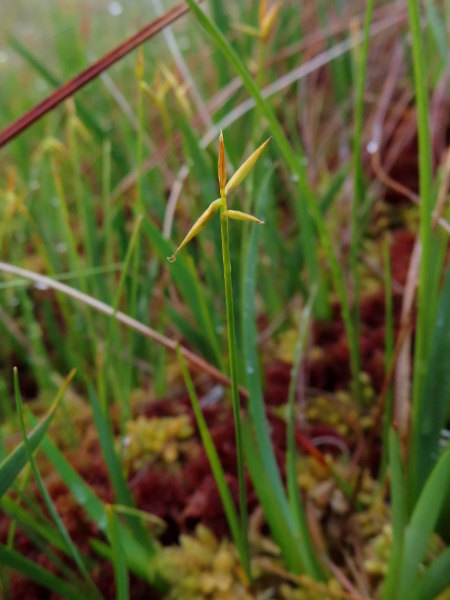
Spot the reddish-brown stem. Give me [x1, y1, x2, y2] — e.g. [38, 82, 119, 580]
[0, 2, 195, 149]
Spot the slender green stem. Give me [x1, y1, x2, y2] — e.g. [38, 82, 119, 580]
[350, 0, 374, 399]
[407, 0, 434, 509]
[219, 188, 250, 579]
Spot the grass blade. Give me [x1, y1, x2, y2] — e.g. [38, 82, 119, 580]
[413, 546, 450, 600]
[88, 384, 154, 551]
[106, 505, 130, 600]
[409, 261, 450, 505]
[175, 346, 246, 571]
[381, 428, 406, 600]
[285, 286, 322, 580]
[14, 369, 101, 599]
[397, 442, 450, 598]
[0, 383, 62, 498]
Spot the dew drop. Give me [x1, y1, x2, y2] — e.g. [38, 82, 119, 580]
[367, 141, 378, 154]
[108, 1, 123, 16]
[34, 281, 48, 291]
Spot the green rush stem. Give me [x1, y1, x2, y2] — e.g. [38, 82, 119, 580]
[219, 188, 250, 579]
[350, 0, 374, 399]
[407, 0, 434, 509]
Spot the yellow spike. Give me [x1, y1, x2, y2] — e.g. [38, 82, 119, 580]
[218, 131, 227, 193]
[167, 199, 221, 262]
[261, 2, 281, 42]
[259, 0, 268, 25]
[225, 137, 271, 195]
[224, 210, 264, 224]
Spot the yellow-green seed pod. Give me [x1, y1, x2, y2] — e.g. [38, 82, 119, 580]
[167, 199, 221, 262]
[225, 137, 271, 195]
[223, 210, 264, 224]
[218, 131, 227, 193]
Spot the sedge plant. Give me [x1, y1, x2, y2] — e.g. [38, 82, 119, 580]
[167, 131, 270, 578]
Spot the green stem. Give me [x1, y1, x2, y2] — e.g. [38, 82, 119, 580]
[350, 0, 374, 399]
[219, 188, 250, 579]
[407, 0, 434, 509]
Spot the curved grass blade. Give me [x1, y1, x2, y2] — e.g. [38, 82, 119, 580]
[412, 546, 450, 600]
[0, 384, 62, 498]
[397, 442, 450, 599]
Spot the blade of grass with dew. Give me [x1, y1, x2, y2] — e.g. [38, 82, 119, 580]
[407, 0, 435, 508]
[408, 260, 450, 518]
[14, 368, 102, 599]
[184, 0, 359, 393]
[285, 286, 323, 580]
[396, 442, 450, 599]
[175, 346, 248, 575]
[0, 545, 88, 600]
[106, 505, 130, 600]
[0, 369, 71, 499]
[88, 384, 154, 551]
[412, 546, 450, 600]
[381, 428, 406, 600]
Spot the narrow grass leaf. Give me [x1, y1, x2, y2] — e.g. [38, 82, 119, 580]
[175, 345, 248, 575]
[397, 442, 450, 598]
[409, 260, 450, 504]
[106, 505, 130, 600]
[285, 286, 323, 580]
[381, 428, 406, 600]
[14, 369, 101, 598]
[412, 546, 450, 600]
[88, 384, 153, 551]
[242, 420, 318, 576]
[0, 389, 61, 499]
